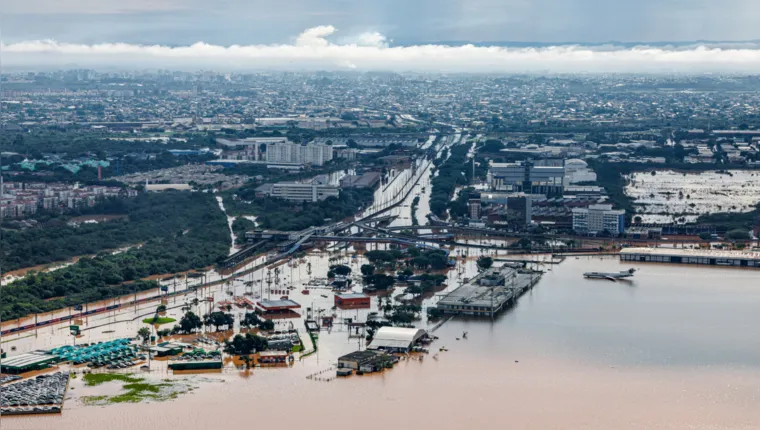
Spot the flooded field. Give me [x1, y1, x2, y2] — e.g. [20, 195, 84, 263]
[625, 169, 760, 222]
[3, 255, 760, 429]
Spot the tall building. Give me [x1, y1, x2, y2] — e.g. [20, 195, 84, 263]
[468, 199, 481, 219]
[488, 160, 564, 195]
[572, 204, 625, 235]
[265, 142, 334, 166]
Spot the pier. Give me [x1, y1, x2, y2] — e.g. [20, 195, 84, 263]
[436, 266, 541, 317]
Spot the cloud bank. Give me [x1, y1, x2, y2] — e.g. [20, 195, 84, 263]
[6, 26, 760, 73]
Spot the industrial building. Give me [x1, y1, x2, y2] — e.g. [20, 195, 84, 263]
[620, 248, 760, 268]
[0, 351, 58, 374]
[572, 204, 626, 235]
[334, 293, 371, 309]
[337, 350, 396, 372]
[256, 175, 340, 202]
[339, 172, 382, 189]
[488, 160, 565, 195]
[437, 267, 541, 316]
[366, 327, 429, 353]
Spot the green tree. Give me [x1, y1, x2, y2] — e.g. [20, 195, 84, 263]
[204, 312, 235, 331]
[137, 327, 152, 344]
[477, 256, 493, 271]
[178, 311, 203, 334]
[360, 264, 375, 277]
[726, 229, 750, 241]
[329, 264, 352, 276]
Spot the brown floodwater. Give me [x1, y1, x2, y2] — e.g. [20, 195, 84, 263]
[4, 256, 760, 429]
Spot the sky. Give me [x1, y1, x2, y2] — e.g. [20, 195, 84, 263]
[4, 0, 760, 72]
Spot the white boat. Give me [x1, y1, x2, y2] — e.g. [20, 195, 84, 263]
[583, 268, 636, 281]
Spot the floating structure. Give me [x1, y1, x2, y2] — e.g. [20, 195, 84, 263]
[367, 327, 429, 354]
[620, 248, 760, 268]
[436, 266, 541, 316]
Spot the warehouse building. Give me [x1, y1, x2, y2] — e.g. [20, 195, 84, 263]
[1, 351, 58, 374]
[366, 327, 428, 353]
[620, 248, 760, 268]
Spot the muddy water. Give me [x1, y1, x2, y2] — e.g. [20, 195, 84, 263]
[5, 256, 760, 429]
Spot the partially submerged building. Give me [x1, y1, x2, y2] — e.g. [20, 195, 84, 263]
[366, 327, 429, 353]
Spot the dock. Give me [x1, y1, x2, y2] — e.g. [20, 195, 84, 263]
[436, 266, 541, 317]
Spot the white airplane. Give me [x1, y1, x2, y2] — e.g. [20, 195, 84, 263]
[583, 268, 637, 281]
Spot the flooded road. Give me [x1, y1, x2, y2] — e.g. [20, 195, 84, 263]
[6, 256, 760, 429]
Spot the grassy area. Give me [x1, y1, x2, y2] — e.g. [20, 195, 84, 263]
[83, 374, 142, 386]
[142, 317, 177, 325]
[291, 344, 304, 353]
[82, 374, 190, 405]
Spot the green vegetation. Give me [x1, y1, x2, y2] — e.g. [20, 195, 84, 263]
[1, 192, 228, 272]
[82, 373, 188, 404]
[142, 317, 176, 325]
[410, 196, 420, 226]
[327, 264, 351, 278]
[240, 312, 274, 331]
[231, 217, 257, 245]
[203, 312, 234, 332]
[477, 256, 493, 271]
[291, 344, 304, 353]
[137, 327, 152, 344]
[430, 143, 473, 218]
[172, 311, 204, 334]
[223, 188, 374, 231]
[225, 333, 269, 355]
[0, 192, 229, 320]
[726, 229, 751, 241]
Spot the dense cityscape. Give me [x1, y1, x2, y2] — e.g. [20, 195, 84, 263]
[2, 48, 760, 430]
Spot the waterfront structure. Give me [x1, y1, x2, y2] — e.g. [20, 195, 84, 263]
[334, 293, 371, 309]
[338, 350, 395, 372]
[572, 204, 625, 235]
[437, 267, 540, 316]
[620, 248, 760, 268]
[265, 141, 334, 166]
[367, 327, 428, 353]
[488, 160, 564, 195]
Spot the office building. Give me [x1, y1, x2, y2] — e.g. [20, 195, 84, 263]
[468, 198, 481, 219]
[488, 160, 564, 195]
[572, 204, 625, 235]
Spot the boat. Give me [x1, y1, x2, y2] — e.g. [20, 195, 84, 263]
[302, 289, 310, 295]
[583, 268, 636, 281]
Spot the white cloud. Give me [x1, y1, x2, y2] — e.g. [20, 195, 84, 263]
[6, 26, 760, 73]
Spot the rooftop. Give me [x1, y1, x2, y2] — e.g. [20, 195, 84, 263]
[620, 247, 760, 260]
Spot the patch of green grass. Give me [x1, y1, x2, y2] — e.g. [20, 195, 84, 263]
[81, 374, 187, 405]
[83, 373, 142, 386]
[82, 395, 107, 405]
[142, 317, 176, 325]
[291, 344, 304, 353]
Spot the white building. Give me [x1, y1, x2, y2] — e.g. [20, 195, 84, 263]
[265, 142, 334, 166]
[367, 327, 428, 353]
[563, 159, 597, 186]
[572, 204, 626, 235]
[488, 161, 564, 195]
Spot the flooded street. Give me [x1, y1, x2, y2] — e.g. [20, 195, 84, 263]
[6, 256, 760, 429]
